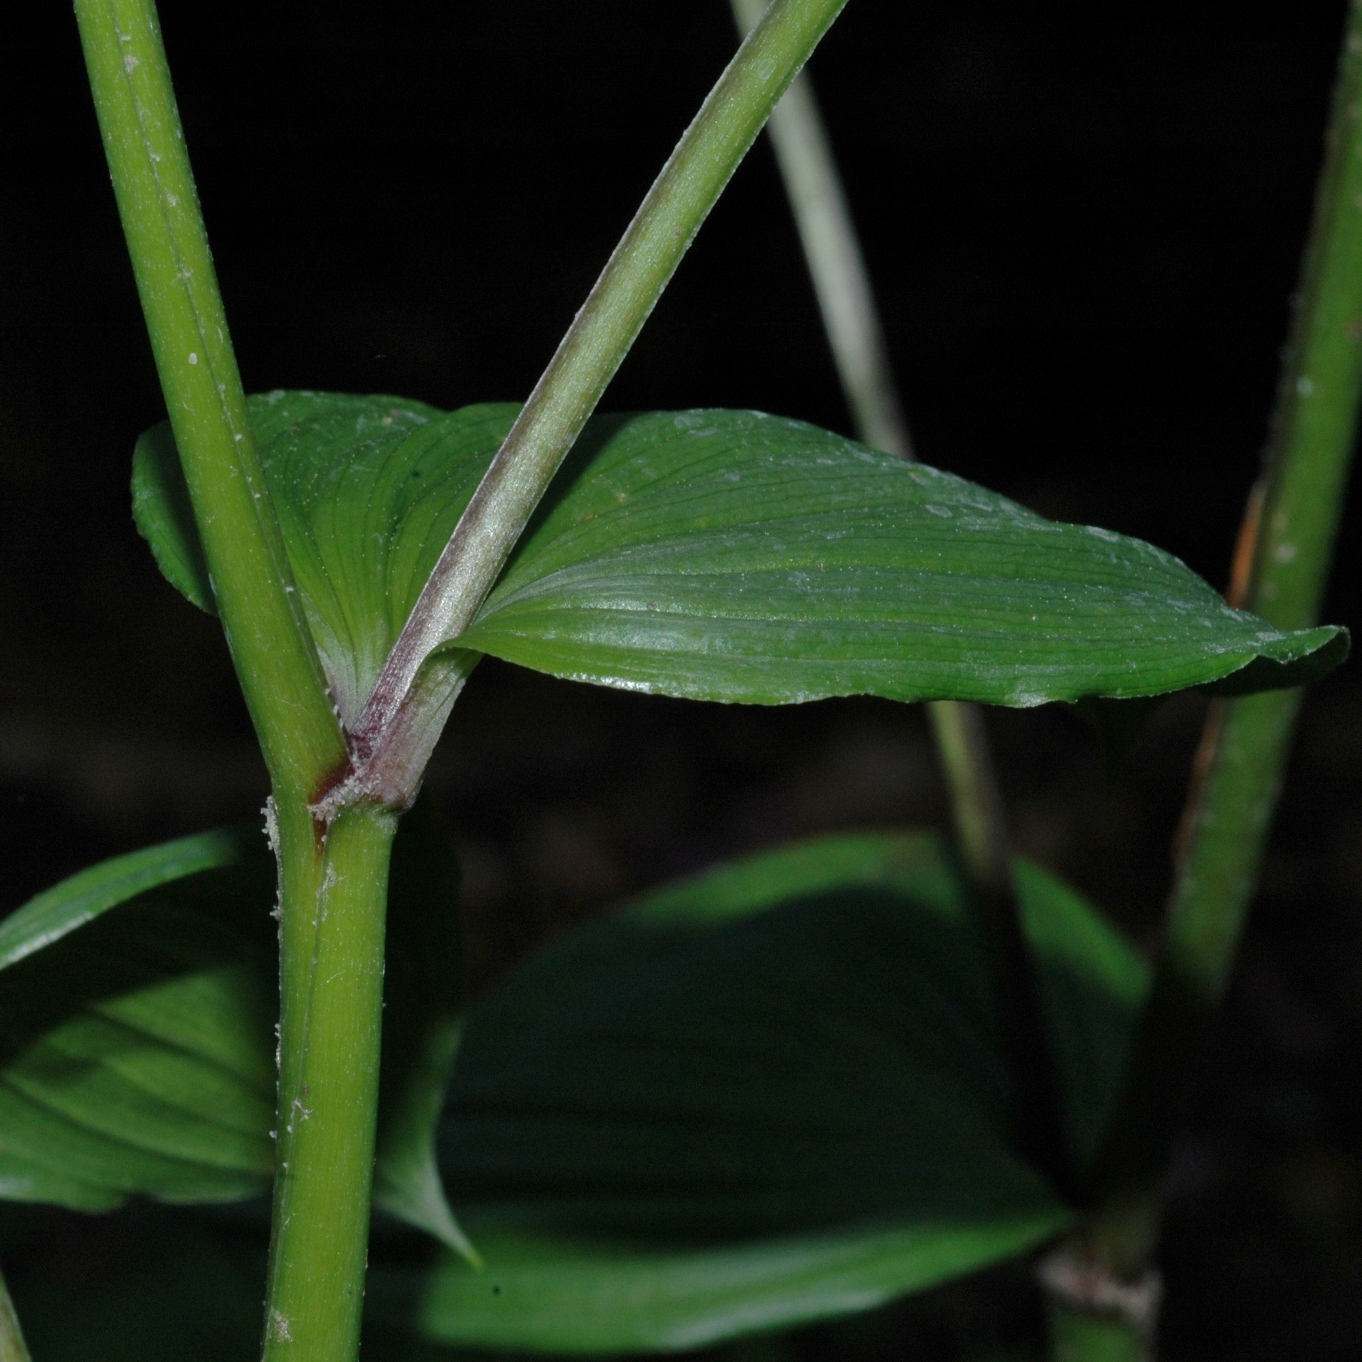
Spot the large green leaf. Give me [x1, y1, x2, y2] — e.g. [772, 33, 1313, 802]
[135, 396, 1345, 721]
[466, 409, 1344, 703]
[390, 831, 1147, 1354]
[0, 812, 472, 1256]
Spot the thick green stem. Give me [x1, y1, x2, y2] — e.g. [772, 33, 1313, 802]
[264, 800, 397, 1361]
[351, 0, 851, 798]
[73, 0, 345, 803]
[76, 7, 377, 1356]
[730, 0, 1072, 1198]
[0, 1271, 31, 1362]
[1077, 0, 1362, 1295]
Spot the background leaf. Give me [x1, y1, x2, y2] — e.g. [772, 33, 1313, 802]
[393, 830, 1147, 1354]
[136, 397, 1344, 726]
[372, 796, 478, 1261]
[0, 810, 471, 1256]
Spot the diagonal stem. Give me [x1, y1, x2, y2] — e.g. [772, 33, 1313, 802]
[730, 0, 1075, 1199]
[344, 0, 852, 807]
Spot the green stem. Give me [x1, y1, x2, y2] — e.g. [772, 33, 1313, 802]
[264, 799, 397, 1361]
[729, 0, 909, 457]
[1045, 1302, 1150, 1362]
[730, 0, 1073, 1198]
[1079, 0, 1362, 1290]
[76, 7, 378, 1356]
[350, 0, 851, 798]
[73, 0, 345, 803]
[0, 1270, 31, 1362]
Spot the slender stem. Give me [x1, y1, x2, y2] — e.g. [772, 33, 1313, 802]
[1079, 0, 1362, 1288]
[730, 0, 909, 457]
[263, 799, 397, 1362]
[73, 0, 345, 803]
[76, 8, 378, 1356]
[730, 0, 1073, 1198]
[929, 700, 1076, 1197]
[349, 0, 851, 801]
[0, 1271, 31, 1362]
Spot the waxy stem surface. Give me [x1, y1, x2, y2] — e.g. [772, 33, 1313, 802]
[263, 798, 397, 1362]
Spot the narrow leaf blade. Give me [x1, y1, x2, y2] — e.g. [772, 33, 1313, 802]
[0, 827, 251, 972]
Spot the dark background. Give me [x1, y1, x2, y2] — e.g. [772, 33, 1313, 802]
[2, 2, 1361, 1358]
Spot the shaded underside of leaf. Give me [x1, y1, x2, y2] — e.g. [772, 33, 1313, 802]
[413, 830, 1147, 1353]
[135, 397, 1344, 725]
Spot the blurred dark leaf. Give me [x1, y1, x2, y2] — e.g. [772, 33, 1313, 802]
[384, 829, 1147, 1353]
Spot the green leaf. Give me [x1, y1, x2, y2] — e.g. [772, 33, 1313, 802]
[0, 811, 473, 1258]
[463, 410, 1345, 705]
[135, 397, 1344, 723]
[0, 827, 248, 972]
[372, 797, 479, 1263]
[0, 833, 278, 1211]
[397, 831, 1146, 1353]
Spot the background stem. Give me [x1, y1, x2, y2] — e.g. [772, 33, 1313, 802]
[1081, 0, 1362, 1290]
[73, 0, 345, 804]
[263, 801, 397, 1362]
[730, 0, 1074, 1199]
[352, 0, 851, 792]
[0, 1271, 31, 1362]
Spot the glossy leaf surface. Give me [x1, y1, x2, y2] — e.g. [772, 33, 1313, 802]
[403, 831, 1148, 1353]
[465, 409, 1344, 704]
[0, 815, 471, 1255]
[135, 396, 1344, 721]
